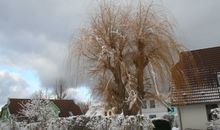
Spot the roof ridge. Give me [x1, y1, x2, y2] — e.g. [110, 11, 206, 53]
[9, 98, 75, 102]
[190, 46, 220, 52]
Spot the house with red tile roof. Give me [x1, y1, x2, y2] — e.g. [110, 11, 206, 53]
[0, 98, 82, 122]
[171, 46, 220, 129]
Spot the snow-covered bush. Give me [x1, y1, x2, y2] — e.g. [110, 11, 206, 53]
[0, 121, 10, 130]
[207, 108, 220, 130]
[19, 99, 57, 123]
[0, 115, 154, 130]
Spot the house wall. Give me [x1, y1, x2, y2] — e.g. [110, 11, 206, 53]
[179, 104, 207, 130]
[0, 107, 9, 122]
[142, 99, 168, 119]
[48, 102, 60, 118]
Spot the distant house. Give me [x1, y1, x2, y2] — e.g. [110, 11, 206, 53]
[0, 98, 82, 122]
[171, 46, 220, 130]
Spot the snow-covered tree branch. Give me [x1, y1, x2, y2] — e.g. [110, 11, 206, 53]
[19, 99, 57, 123]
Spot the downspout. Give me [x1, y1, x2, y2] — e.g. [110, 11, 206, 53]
[139, 107, 142, 115]
[177, 107, 183, 130]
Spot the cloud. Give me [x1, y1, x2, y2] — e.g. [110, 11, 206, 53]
[161, 0, 220, 49]
[0, 0, 95, 42]
[0, 0, 220, 105]
[0, 31, 67, 88]
[0, 0, 97, 105]
[0, 0, 96, 89]
[0, 71, 32, 107]
[65, 87, 92, 103]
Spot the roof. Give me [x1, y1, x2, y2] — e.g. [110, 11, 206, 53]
[51, 99, 82, 117]
[171, 46, 220, 105]
[7, 98, 82, 117]
[8, 99, 29, 117]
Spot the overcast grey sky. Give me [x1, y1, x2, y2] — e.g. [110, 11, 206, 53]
[0, 0, 219, 107]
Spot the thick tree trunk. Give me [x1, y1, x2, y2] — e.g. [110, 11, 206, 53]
[112, 60, 138, 115]
[134, 40, 149, 113]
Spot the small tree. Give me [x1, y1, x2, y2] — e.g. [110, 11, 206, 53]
[31, 89, 50, 99]
[55, 79, 67, 100]
[19, 99, 57, 125]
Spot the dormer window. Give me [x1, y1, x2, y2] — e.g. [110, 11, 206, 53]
[217, 72, 220, 85]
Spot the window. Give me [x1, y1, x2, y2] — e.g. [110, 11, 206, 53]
[150, 100, 155, 108]
[206, 104, 218, 121]
[104, 111, 107, 116]
[142, 100, 147, 109]
[217, 72, 220, 85]
[149, 115, 156, 119]
[109, 111, 112, 116]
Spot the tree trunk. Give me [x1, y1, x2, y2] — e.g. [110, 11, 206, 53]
[134, 40, 149, 114]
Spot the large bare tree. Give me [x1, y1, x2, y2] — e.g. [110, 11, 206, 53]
[70, 0, 181, 115]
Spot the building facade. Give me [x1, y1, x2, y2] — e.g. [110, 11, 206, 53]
[142, 98, 169, 119]
[171, 46, 220, 130]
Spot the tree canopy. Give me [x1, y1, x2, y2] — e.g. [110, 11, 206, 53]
[70, 0, 182, 115]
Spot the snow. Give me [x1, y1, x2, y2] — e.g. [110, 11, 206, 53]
[0, 115, 154, 130]
[19, 99, 57, 123]
[172, 127, 179, 130]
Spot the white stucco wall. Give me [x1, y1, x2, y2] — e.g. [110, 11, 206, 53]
[179, 104, 207, 130]
[142, 99, 168, 119]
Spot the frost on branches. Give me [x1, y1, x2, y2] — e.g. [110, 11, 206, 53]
[0, 115, 154, 130]
[19, 99, 57, 123]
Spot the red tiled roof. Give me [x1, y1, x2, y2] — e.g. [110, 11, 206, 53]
[171, 46, 220, 105]
[51, 99, 82, 117]
[8, 99, 29, 117]
[8, 98, 82, 117]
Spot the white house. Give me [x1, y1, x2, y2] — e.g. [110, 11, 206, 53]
[141, 98, 169, 119]
[171, 46, 220, 130]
